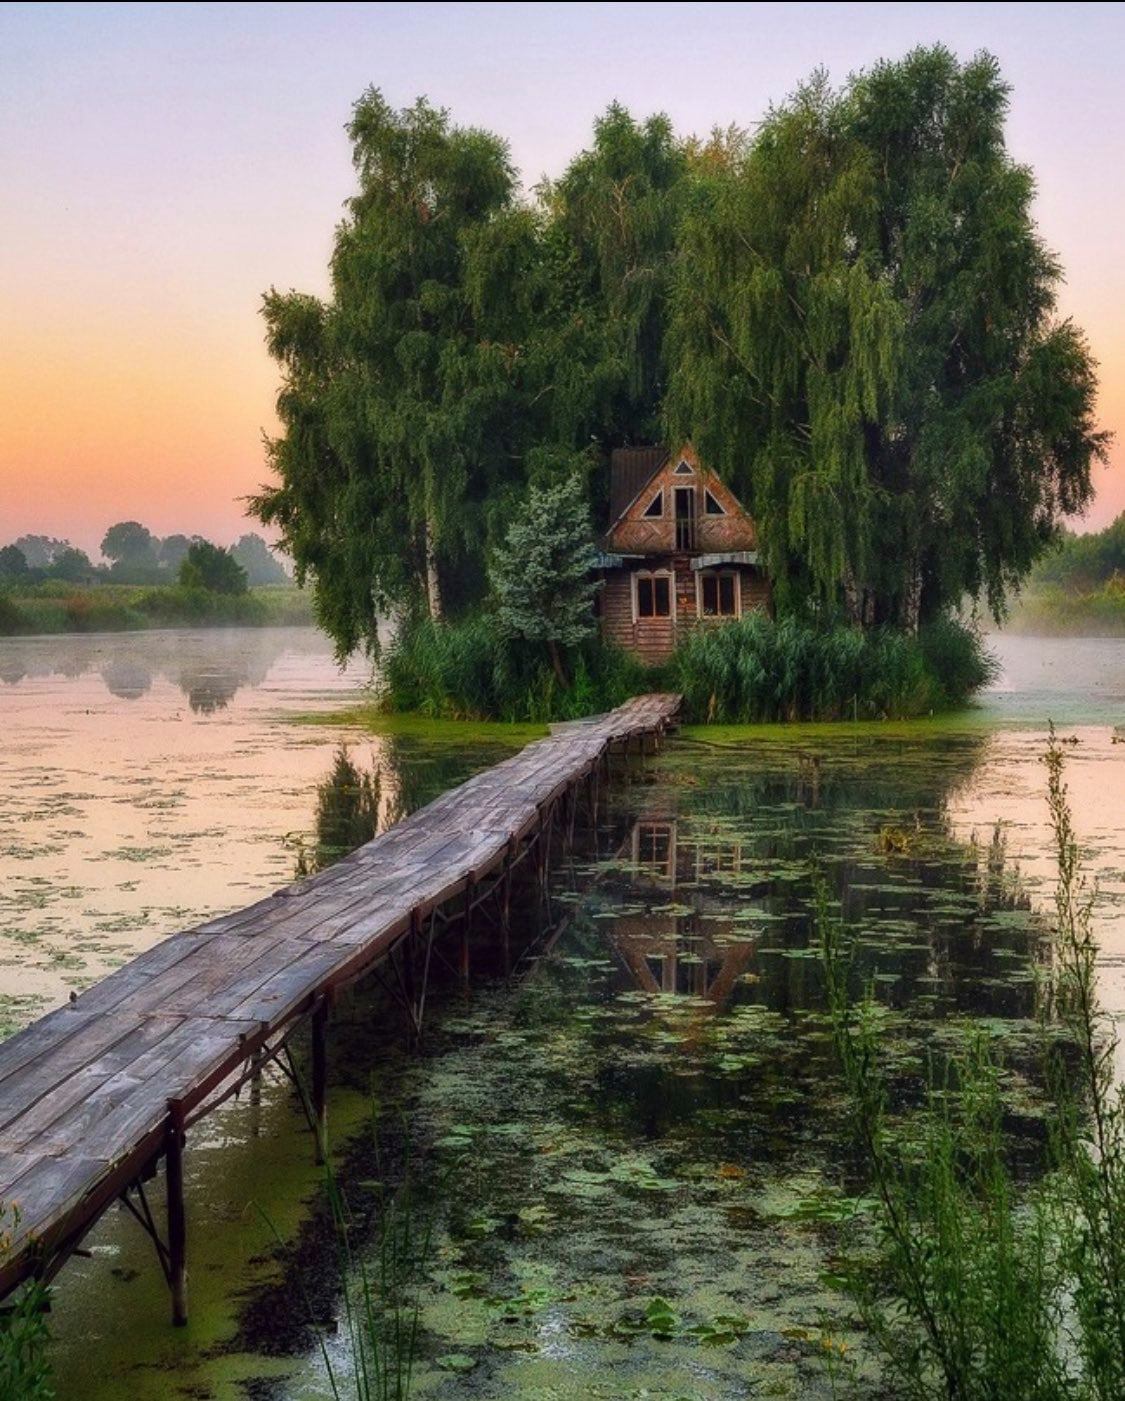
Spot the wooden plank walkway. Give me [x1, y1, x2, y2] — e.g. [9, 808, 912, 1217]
[0, 693, 680, 1320]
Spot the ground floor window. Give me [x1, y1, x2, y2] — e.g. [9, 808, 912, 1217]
[699, 569, 740, 617]
[634, 571, 672, 619]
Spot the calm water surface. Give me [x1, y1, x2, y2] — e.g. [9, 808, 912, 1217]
[0, 628, 381, 1025]
[2, 628, 1123, 1399]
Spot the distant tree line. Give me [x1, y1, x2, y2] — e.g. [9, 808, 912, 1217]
[0, 527, 290, 592]
[254, 45, 1106, 657]
[1027, 511, 1125, 591]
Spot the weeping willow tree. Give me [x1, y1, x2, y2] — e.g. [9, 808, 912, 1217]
[253, 91, 550, 649]
[254, 93, 673, 654]
[666, 47, 1106, 626]
[542, 105, 687, 462]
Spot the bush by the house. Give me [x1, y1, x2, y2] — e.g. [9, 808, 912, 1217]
[380, 611, 650, 723]
[671, 614, 996, 723]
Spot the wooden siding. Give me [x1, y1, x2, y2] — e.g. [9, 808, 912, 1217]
[605, 442, 758, 558]
[599, 559, 771, 664]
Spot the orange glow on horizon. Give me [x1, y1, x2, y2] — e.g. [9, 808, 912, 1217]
[1, 3, 1122, 560]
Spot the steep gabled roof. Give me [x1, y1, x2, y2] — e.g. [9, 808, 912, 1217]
[608, 446, 669, 527]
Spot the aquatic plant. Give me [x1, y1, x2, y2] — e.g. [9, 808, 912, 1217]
[261, 1106, 439, 1401]
[1042, 731, 1125, 1396]
[0, 1207, 53, 1401]
[822, 731, 1125, 1398]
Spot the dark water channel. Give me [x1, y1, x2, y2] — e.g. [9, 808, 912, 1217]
[2, 630, 1122, 1398]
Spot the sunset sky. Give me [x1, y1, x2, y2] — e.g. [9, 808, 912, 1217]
[2, 1, 1123, 558]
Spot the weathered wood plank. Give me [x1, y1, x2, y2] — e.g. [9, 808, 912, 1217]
[0, 693, 681, 1300]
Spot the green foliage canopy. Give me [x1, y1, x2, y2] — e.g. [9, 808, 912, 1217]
[179, 540, 248, 595]
[665, 47, 1106, 625]
[1031, 512, 1125, 590]
[12, 536, 67, 570]
[255, 52, 1105, 659]
[254, 90, 545, 651]
[231, 532, 289, 585]
[0, 544, 29, 580]
[48, 546, 94, 583]
[158, 534, 196, 573]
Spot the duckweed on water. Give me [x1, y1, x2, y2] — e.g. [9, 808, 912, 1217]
[38, 703, 1125, 1399]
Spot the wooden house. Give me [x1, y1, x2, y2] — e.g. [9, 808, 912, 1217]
[595, 442, 769, 663]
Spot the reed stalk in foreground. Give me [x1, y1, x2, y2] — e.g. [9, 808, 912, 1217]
[821, 730, 1125, 1399]
[261, 1102, 439, 1401]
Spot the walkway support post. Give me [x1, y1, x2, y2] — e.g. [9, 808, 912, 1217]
[459, 880, 475, 989]
[312, 1000, 329, 1165]
[165, 1105, 188, 1327]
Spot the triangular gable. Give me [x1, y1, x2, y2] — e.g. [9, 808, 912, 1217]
[607, 442, 753, 536]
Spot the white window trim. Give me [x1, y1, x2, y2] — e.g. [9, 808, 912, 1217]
[632, 568, 675, 624]
[704, 487, 727, 516]
[673, 458, 694, 475]
[696, 568, 742, 619]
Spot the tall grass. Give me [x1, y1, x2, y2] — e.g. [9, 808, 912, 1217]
[381, 612, 650, 722]
[0, 583, 314, 635]
[261, 1106, 438, 1401]
[822, 732, 1125, 1397]
[673, 614, 995, 722]
[382, 611, 994, 724]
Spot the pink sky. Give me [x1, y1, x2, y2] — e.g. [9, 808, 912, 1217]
[1, 2, 1122, 558]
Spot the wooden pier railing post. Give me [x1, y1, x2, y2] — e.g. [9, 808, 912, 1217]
[165, 1105, 188, 1327]
[312, 1000, 329, 1165]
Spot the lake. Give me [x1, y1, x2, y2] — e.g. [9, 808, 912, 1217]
[1, 627, 1123, 1398]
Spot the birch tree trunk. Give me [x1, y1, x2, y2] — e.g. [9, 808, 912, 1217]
[424, 516, 443, 621]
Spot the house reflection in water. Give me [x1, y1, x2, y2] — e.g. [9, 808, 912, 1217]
[604, 811, 758, 1012]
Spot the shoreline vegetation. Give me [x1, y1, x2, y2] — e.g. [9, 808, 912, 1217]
[1006, 582, 1125, 636]
[0, 582, 314, 635]
[378, 611, 996, 724]
[1006, 511, 1125, 635]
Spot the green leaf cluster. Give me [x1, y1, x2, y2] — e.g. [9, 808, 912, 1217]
[666, 48, 1107, 625]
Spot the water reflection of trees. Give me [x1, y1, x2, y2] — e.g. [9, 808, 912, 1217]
[0, 630, 322, 711]
[596, 731, 1042, 1026]
[178, 667, 243, 714]
[100, 659, 153, 700]
[295, 748, 387, 876]
[293, 735, 528, 880]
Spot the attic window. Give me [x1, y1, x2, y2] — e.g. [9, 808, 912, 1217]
[704, 489, 726, 516]
[673, 458, 693, 475]
[643, 490, 664, 518]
